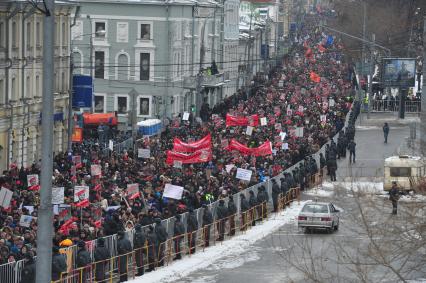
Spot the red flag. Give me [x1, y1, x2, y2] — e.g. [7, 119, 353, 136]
[226, 140, 273, 156]
[94, 219, 102, 228]
[166, 149, 212, 165]
[75, 199, 90, 208]
[93, 184, 102, 191]
[173, 134, 212, 153]
[310, 72, 321, 83]
[28, 185, 40, 191]
[304, 48, 313, 58]
[318, 44, 326, 53]
[226, 114, 259, 127]
[129, 191, 141, 200]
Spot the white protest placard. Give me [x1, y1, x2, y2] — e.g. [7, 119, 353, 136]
[163, 184, 184, 200]
[246, 126, 253, 136]
[109, 140, 114, 151]
[182, 112, 190, 121]
[127, 183, 139, 196]
[298, 105, 304, 112]
[225, 164, 235, 173]
[91, 164, 102, 177]
[138, 148, 151, 159]
[260, 117, 267, 126]
[23, 206, 35, 214]
[282, 143, 289, 150]
[0, 187, 13, 208]
[329, 99, 335, 107]
[279, 132, 287, 141]
[173, 160, 183, 169]
[27, 174, 39, 187]
[74, 186, 89, 202]
[296, 127, 304, 137]
[320, 115, 327, 123]
[236, 168, 252, 181]
[19, 215, 34, 228]
[52, 187, 65, 205]
[272, 149, 277, 156]
[287, 109, 293, 116]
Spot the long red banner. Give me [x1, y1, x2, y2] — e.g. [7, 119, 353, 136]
[166, 149, 212, 165]
[173, 134, 212, 152]
[226, 114, 259, 127]
[226, 139, 273, 156]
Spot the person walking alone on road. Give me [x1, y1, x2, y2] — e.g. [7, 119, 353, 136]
[383, 122, 390, 143]
[389, 181, 400, 215]
[347, 140, 356, 164]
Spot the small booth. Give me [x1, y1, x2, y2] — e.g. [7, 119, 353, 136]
[137, 119, 162, 136]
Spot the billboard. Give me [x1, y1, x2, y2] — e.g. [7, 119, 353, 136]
[72, 75, 93, 108]
[382, 58, 416, 87]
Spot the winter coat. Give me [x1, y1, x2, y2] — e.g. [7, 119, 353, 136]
[146, 230, 158, 260]
[117, 236, 132, 273]
[155, 224, 168, 243]
[174, 220, 185, 236]
[216, 203, 228, 220]
[228, 201, 237, 216]
[134, 230, 147, 249]
[202, 209, 213, 226]
[187, 212, 199, 232]
[347, 141, 356, 152]
[248, 195, 257, 208]
[257, 189, 268, 203]
[272, 183, 280, 198]
[76, 248, 92, 268]
[51, 253, 67, 281]
[20, 261, 35, 283]
[94, 245, 110, 281]
[240, 196, 249, 212]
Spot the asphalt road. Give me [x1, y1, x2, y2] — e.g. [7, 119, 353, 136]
[173, 123, 426, 283]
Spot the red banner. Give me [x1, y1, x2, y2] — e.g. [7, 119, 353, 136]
[173, 134, 212, 153]
[166, 149, 212, 165]
[226, 139, 273, 156]
[310, 71, 321, 83]
[226, 114, 259, 127]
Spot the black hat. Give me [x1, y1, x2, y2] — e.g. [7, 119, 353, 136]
[135, 224, 142, 231]
[117, 230, 125, 237]
[24, 253, 33, 261]
[52, 246, 60, 253]
[219, 199, 225, 203]
[78, 240, 86, 248]
[97, 238, 105, 246]
[202, 204, 207, 208]
[155, 218, 162, 224]
[175, 214, 181, 220]
[249, 190, 254, 195]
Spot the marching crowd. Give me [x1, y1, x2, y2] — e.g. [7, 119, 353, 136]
[0, 12, 361, 283]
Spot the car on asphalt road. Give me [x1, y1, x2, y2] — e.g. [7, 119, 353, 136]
[298, 201, 340, 233]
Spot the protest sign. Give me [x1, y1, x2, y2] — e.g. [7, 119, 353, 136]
[0, 187, 13, 208]
[287, 109, 293, 116]
[127, 183, 139, 197]
[296, 127, 304, 137]
[74, 186, 89, 202]
[109, 140, 114, 151]
[246, 126, 253, 136]
[275, 123, 282, 131]
[236, 168, 252, 181]
[19, 215, 35, 228]
[282, 143, 289, 150]
[260, 117, 267, 126]
[52, 187, 65, 205]
[272, 149, 277, 156]
[72, 155, 81, 165]
[27, 174, 40, 190]
[91, 165, 102, 177]
[225, 164, 235, 173]
[138, 148, 151, 158]
[298, 105, 304, 112]
[58, 204, 72, 221]
[173, 160, 183, 168]
[329, 99, 335, 107]
[163, 184, 184, 200]
[183, 112, 190, 121]
[320, 115, 327, 123]
[24, 206, 34, 215]
[279, 132, 287, 141]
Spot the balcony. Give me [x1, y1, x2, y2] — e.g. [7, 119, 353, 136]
[183, 72, 225, 89]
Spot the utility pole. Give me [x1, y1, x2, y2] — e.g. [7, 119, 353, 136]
[67, 57, 74, 153]
[35, 0, 54, 282]
[420, 17, 426, 151]
[367, 33, 374, 119]
[361, 1, 366, 101]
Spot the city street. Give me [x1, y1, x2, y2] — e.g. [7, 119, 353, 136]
[173, 123, 425, 283]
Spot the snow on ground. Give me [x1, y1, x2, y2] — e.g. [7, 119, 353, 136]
[322, 181, 386, 195]
[127, 201, 308, 283]
[377, 191, 426, 203]
[303, 187, 334, 197]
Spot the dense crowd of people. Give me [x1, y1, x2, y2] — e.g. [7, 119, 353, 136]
[0, 12, 361, 282]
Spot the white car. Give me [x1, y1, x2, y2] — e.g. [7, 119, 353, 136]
[298, 201, 340, 233]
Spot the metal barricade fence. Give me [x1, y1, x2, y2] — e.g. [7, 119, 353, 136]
[3, 101, 358, 283]
[371, 99, 421, 113]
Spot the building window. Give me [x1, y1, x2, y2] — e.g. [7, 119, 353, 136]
[117, 53, 128, 80]
[95, 51, 105, 79]
[140, 53, 150, 80]
[0, 21, 4, 48]
[12, 22, 17, 48]
[26, 22, 31, 49]
[139, 97, 150, 116]
[61, 72, 66, 91]
[62, 22, 66, 44]
[26, 76, 30, 98]
[95, 22, 106, 38]
[117, 96, 128, 114]
[0, 79, 4, 103]
[11, 78, 16, 100]
[35, 75, 40, 97]
[140, 24, 151, 40]
[94, 95, 105, 113]
[36, 22, 41, 47]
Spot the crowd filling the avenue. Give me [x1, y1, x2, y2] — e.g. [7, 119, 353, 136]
[0, 11, 361, 283]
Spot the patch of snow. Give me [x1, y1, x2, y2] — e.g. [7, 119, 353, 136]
[127, 201, 308, 283]
[206, 249, 260, 270]
[303, 188, 334, 197]
[322, 181, 386, 195]
[407, 279, 426, 283]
